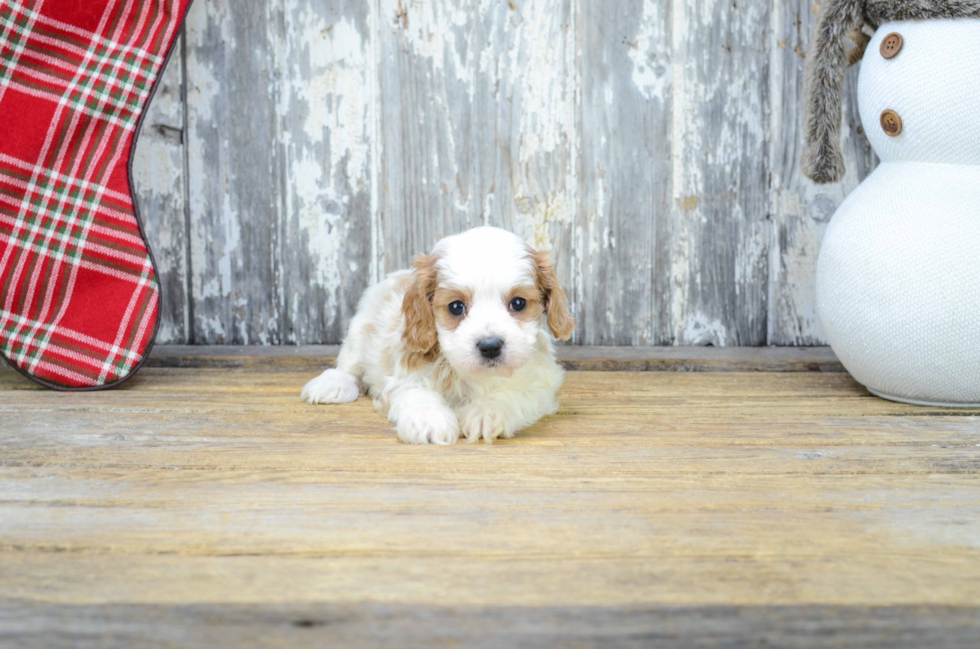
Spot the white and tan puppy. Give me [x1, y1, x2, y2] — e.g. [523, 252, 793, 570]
[301, 227, 575, 445]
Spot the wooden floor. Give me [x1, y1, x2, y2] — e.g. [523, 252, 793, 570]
[2, 349, 980, 647]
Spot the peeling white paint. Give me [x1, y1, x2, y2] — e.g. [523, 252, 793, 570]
[683, 313, 728, 347]
[161, 0, 863, 346]
[396, 0, 475, 99]
[526, 191, 571, 251]
[511, 1, 577, 265]
[290, 155, 347, 288]
[251, 0, 378, 341]
[132, 36, 187, 344]
[735, 223, 768, 287]
[200, 315, 226, 339]
[184, 0, 227, 123]
[184, 0, 234, 333]
[282, 10, 370, 183]
[670, 0, 694, 343]
[368, 0, 384, 284]
[515, 1, 572, 160]
[133, 138, 182, 199]
[628, 0, 671, 100]
[668, 0, 772, 344]
[216, 191, 241, 299]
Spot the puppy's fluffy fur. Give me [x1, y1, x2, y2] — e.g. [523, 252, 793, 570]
[301, 227, 575, 445]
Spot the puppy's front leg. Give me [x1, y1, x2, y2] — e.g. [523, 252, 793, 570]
[458, 387, 560, 444]
[387, 386, 460, 445]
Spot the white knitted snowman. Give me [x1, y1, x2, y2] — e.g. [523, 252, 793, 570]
[803, 6, 980, 406]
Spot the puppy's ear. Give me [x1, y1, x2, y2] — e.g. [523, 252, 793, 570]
[401, 254, 440, 360]
[531, 249, 575, 341]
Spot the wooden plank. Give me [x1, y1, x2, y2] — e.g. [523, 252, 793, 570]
[2, 370, 980, 607]
[118, 344, 844, 373]
[145, 344, 341, 370]
[376, 0, 576, 276]
[0, 344, 843, 374]
[574, 0, 671, 345]
[669, 0, 771, 345]
[183, 0, 282, 344]
[3, 366, 980, 641]
[3, 603, 979, 648]
[275, 0, 377, 344]
[164, 0, 890, 347]
[131, 36, 188, 345]
[767, 0, 878, 345]
[135, 0, 896, 347]
[554, 344, 842, 372]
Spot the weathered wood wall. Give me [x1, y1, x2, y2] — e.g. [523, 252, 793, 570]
[132, 0, 876, 346]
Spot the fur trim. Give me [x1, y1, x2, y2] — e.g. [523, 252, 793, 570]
[802, 0, 865, 184]
[865, 0, 980, 24]
[802, 0, 980, 184]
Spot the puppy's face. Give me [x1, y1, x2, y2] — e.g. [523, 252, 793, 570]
[401, 227, 574, 375]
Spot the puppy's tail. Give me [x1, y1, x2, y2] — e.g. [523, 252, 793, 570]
[801, 0, 865, 184]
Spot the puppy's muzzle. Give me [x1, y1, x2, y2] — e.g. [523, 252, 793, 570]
[477, 337, 504, 360]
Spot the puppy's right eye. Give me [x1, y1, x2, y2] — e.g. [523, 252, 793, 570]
[448, 301, 466, 317]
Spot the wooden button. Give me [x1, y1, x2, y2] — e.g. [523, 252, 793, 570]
[880, 110, 903, 136]
[880, 32, 903, 59]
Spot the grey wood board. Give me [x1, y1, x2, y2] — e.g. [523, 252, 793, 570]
[130, 0, 876, 346]
[0, 344, 844, 373]
[377, 0, 577, 274]
[3, 603, 978, 649]
[669, 0, 771, 347]
[575, 0, 670, 345]
[275, 0, 376, 345]
[132, 35, 188, 345]
[184, 0, 283, 344]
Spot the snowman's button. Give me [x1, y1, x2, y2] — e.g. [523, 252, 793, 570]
[880, 32, 903, 59]
[880, 110, 903, 137]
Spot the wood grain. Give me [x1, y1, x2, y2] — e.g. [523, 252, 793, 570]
[4, 603, 979, 648]
[183, 0, 283, 344]
[669, 0, 771, 346]
[131, 36, 189, 345]
[2, 363, 979, 644]
[574, 0, 670, 345]
[126, 344, 845, 373]
[275, 0, 377, 344]
[127, 0, 887, 347]
[377, 0, 577, 276]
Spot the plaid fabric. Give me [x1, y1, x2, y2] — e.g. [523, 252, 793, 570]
[0, 0, 190, 389]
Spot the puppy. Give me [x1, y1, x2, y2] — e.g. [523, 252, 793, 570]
[301, 226, 575, 444]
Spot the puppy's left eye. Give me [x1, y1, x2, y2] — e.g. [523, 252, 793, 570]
[509, 297, 527, 312]
[448, 301, 466, 317]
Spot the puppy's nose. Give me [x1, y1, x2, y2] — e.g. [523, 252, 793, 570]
[477, 337, 504, 359]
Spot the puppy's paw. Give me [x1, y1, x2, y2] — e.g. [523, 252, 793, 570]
[301, 369, 361, 405]
[397, 407, 459, 445]
[459, 404, 512, 444]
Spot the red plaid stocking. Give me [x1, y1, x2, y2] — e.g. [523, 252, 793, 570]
[0, 0, 192, 389]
